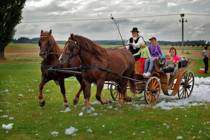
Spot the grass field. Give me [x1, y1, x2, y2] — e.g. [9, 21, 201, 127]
[0, 43, 210, 140]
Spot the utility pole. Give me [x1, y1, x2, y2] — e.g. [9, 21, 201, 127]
[179, 13, 187, 53]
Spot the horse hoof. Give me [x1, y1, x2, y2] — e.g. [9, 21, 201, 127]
[39, 100, 46, 107]
[82, 106, 95, 114]
[108, 100, 112, 104]
[73, 98, 79, 106]
[64, 102, 69, 108]
[100, 99, 109, 105]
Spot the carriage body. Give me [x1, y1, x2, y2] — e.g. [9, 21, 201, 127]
[108, 58, 195, 104]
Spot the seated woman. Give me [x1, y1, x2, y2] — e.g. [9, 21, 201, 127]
[143, 37, 163, 77]
[168, 47, 180, 64]
[161, 47, 180, 73]
[165, 47, 181, 89]
[166, 47, 180, 67]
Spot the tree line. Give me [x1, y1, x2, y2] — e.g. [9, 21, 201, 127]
[13, 37, 210, 46]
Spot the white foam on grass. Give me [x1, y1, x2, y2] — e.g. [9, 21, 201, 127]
[87, 128, 93, 133]
[9, 117, 14, 120]
[18, 94, 23, 97]
[155, 77, 210, 110]
[91, 112, 98, 116]
[2, 123, 14, 130]
[65, 126, 78, 136]
[1, 115, 8, 118]
[0, 89, 9, 93]
[176, 135, 183, 140]
[78, 112, 83, 116]
[51, 131, 59, 137]
[60, 107, 71, 113]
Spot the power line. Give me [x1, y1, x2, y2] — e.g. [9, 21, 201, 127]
[21, 13, 210, 24]
[187, 13, 210, 16]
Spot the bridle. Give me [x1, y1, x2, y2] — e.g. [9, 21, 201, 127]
[61, 39, 80, 62]
[39, 35, 57, 57]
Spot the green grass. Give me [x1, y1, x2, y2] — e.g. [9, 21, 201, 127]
[6, 43, 39, 48]
[0, 44, 210, 140]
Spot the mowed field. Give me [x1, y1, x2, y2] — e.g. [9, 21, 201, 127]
[0, 43, 210, 140]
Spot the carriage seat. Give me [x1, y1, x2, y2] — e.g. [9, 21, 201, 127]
[178, 57, 188, 68]
[161, 64, 175, 73]
[159, 57, 188, 74]
[156, 57, 176, 74]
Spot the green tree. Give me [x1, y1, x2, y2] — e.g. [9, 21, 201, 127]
[0, 0, 26, 59]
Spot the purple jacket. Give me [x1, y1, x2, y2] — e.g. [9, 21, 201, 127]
[149, 44, 162, 58]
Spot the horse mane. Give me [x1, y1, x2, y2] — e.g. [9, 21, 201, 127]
[73, 35, 107, 60]
[49, 34, 61, 58]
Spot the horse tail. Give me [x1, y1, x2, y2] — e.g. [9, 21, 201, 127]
[129, 71, 136, 94]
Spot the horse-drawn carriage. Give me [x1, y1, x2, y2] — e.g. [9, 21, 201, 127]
[39, 31, 194, 108]
[106, 58, 195, 104]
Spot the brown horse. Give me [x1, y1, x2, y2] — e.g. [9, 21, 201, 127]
[38, 30, 84, 108]
[59, 34, 136, 108]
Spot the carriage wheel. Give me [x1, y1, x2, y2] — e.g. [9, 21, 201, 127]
[178, 71, 195, 99]
[144, 77, 161, 104]
[109, 82, 120, 101]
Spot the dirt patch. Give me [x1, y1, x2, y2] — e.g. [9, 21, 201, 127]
[5, 47, 39, 57]
[1, 47, 203, 64]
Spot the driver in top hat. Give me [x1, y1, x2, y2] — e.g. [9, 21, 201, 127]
[126, 27, 146, 57]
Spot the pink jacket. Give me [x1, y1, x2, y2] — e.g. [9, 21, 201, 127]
[172, 55, 180, 64]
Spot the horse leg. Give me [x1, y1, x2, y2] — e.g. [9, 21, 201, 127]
[83, 80, 91, 108]
[121, 80, 132, 102]
[38, 77, 49, 107]
[95, 80, 108, 104]
[73, 87, 82, 106]
[116, 82, 123, 104]
[58, 79, 69, 108]
[117, 80, 130, 104]
[73, 76, 84, 105]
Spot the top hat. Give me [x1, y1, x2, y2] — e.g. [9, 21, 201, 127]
[130, 27, 139, 33]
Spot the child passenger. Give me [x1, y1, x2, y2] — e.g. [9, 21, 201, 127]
[143, 37, 163, 77]
[166, 47, 181, 90]
[148, 37, 162, 60]
[167, 47, 180, 65]
[134, 44, 151, 76]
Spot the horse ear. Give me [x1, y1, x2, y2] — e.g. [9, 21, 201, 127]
[41, 30, 43, 33]
[49, 29, 52, 34]
[70, 33, 75, 40]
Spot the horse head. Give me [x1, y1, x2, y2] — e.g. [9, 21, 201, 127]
[59, 34, 81, 66]
[38, 29, 60, 59]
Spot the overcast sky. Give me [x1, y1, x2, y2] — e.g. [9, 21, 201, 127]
[15, 0, 210, 41]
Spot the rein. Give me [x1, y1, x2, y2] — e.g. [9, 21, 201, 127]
[50, 64, 141, 82]
[81, 65, 141, 82]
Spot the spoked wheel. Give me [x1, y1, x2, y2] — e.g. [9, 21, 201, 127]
[109, 82, 120, 101]
[178, 71, 195, 99]
[144, 77, 161, 104]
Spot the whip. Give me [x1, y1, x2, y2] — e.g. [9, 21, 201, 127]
[110, 14, 125, 46]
